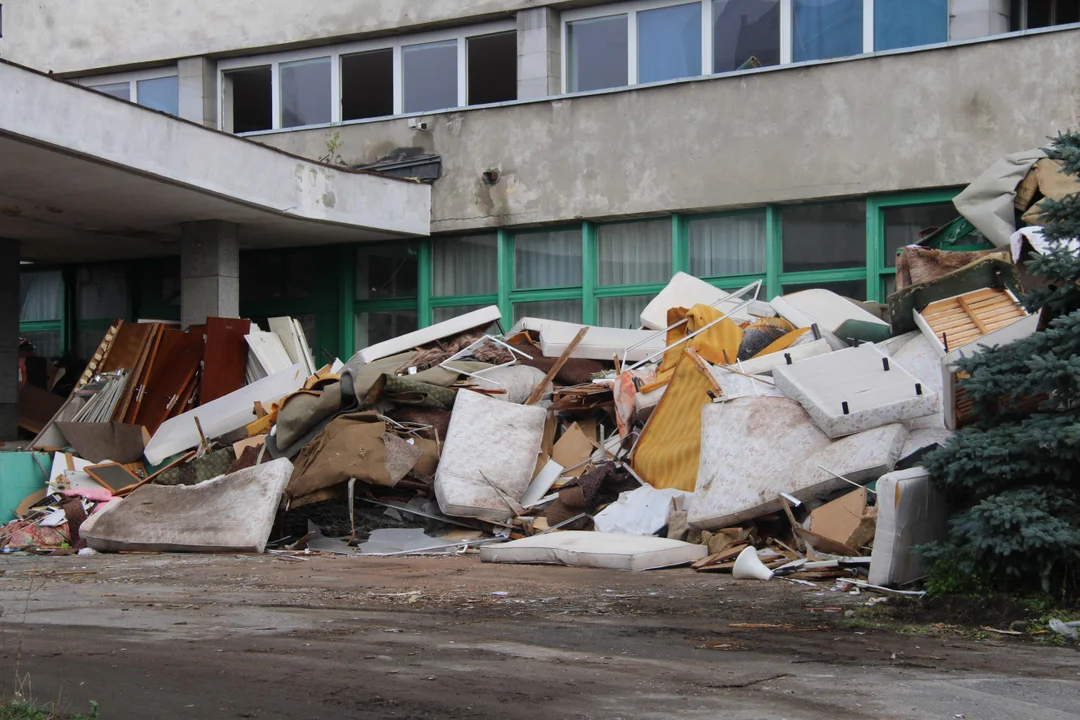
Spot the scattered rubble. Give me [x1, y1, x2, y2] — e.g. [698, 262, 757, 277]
[4, 151, 1073, 602]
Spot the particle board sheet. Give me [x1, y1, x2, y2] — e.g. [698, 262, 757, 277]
[133, 329, 206, 434]
[201, 317, 252, 403]
[916, 287, 1028, 353]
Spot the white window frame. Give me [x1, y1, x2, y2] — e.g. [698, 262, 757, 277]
[76, 67, 179, 106]
[217, 20, 515, 134]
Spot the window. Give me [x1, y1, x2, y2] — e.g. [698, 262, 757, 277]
[223, 66, 273, 133]
[514, 299, 583, 324]
[874, 0, 947, 51]
[89, 82, 131, 101]
[689, 212, 767, 277]
[713, 0, 781, 72]
[598, 294, 653, 328]
[515, 229, 583, 289]
[19, 271, 64, 358]
[792, 0, 864, 62]
[356, 310, 418, 349]
[403, 40, 459, 114]
[638, 3, 702, 83]
[782, 201, 866, 273]
[280, 57, 331, 128]
[76, 264, 128, 359]
[83, 71, 180, 116]
[432, 235, 498, 297]
[239, 250, 318, 304]
[783, 279, 867, 300]
[882, 203, 956, 266]
[342, 49, 394, 121]
[1014, 0, 1080, 29]
[598, 220, 672, 286]
[567, 14, 629, 92]
[468, 32, 518, 105]
[356, 243, 419, 300]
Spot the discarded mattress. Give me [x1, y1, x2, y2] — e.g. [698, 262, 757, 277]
[640, 272, 770, 330]
[512, 317, 665, 362]
[688, 396, 906, 530]
[731, 337, 832, 377]
[774, 344, 938, 438]
[81, 458, 293, 554]
[770, 289, 889, 336]
[357, 306, 501, 365]
[472, 364, 550, 404]
[144, 363, 307, 465]
[868, 468, 947, 587]
[434, 390, 546, 521]
[480, 531, 707, 571]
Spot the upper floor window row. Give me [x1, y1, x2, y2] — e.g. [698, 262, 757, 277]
[564, 0, 949, 92]
[219, 22, 517, 134]
[79, 69, 180, 116]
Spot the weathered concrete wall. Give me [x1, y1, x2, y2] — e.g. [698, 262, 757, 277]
[0, 0, 578, 74]
[253, 29, 1080, 234]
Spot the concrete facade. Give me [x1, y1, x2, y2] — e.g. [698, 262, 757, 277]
[181, 221, 240, 327]
[0, 239, 18, 441]
[252, 28, 1080, 234]
[517, 7, 562, 100]
[178, 57, 218, 128]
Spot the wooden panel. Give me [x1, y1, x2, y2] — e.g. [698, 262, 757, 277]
[112, 324, 162, 423]
[123, 328, 184, 424]
[133, 329, 205, 434]
[922, 288, 1027, 352]
[100, 322, 154, 374]
[200, 317, 251, 404]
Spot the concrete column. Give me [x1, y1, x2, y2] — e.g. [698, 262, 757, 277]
[181, 221, 239, 328]
[950, 0, 1011, 41]
[517, 7, 561, 100]
[0, 239, 19, 441]
[178, 57, 219, 128]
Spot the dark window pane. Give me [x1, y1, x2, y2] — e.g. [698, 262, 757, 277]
[792, 0, 863, 62]
[689, 213, 767, 276]
[356, 310, 418, 349]
[403, 40, 459, 114]
[568, 15, 629, 92]
[281, 57, 331, 128]
[638, 3, 702, 83]
[598, 294, 652, 329]
[874, 0, 947, 51]
[1059, 3, 1080, 24]
[1027, 0, 1053, 27]
[225, 66, 272, 133]
[468, 32, 518, 105]
[513, 299, 582, 324]
[883, 203, 957, 267]
[240, 250, 317, 303]
[598, 220, 671, 286]
[21, 331, 63, 358]
[783, 279, 867, 301]
[782, 201, 866, 272]
[342, 49, 394, 121]
[356, 243, 419, 300]
[432, 235, 498, 296]
[89, 82, 130, 101]
[515, 229, 583, 289]
[137, 76, 179, 115]
[713, 0, 780, 72]
[432, 305, 500, 334]
[77, 264, 127, 319]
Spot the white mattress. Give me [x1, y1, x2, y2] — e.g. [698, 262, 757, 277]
[358, 306, 501, 364]
[480, 531, 707, 571]
[434, 390, 546, 521]
[868, 468, 948, 587]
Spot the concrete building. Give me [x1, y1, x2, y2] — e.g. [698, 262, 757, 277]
[2, 0, 1079, 439]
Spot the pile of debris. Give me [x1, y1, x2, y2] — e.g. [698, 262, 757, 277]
[2, 149, 1070, 593]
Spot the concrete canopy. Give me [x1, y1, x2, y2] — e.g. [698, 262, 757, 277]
[0, 59, 430, 263]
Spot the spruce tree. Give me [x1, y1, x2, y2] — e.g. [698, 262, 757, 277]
[923, 130, 1080, 596]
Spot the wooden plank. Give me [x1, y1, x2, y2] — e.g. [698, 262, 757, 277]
[200, 317, 252, 404]
[100, 322, 154, 374]
[525, 327, 589, 406]
[112, 324, 162, 423]
[957, 295, 990, 335]
[124, 328, 184, 425]
[133, 329, 205, 434]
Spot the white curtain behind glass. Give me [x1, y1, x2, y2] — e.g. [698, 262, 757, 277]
[513, 300, 582, 324]
[20, 271, 63, 322]
[515, 230, 583, 289]
[689, 214, 767, 277]
[598, 294, 652, 329]
[637, 3, 703, 84]
[598, 220, 672, 286]
[432, 235, 498, 296]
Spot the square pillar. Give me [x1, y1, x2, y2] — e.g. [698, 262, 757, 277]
[178, 57, 219, 128]
[517, 7, 561, 100]
[0, 239, 19, 441]
[950, 0, 1011, 41]
[181, 221, 239, 328]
